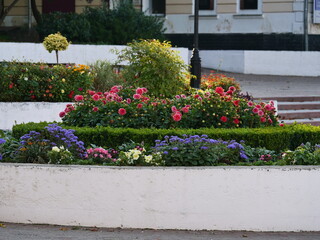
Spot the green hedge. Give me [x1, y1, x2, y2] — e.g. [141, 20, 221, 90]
[12, 122, 320, 152]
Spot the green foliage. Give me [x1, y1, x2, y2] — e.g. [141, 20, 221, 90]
[47, 146, 74, 164]
[83, 1, 165, 44]
[36, 2, 165, 44]
[37, 12, 91, 43]
[282, 142, 320, 165]
[0, 62, 93, 102]
[90, 60, 124, 91]
[116, 40, 189, 97]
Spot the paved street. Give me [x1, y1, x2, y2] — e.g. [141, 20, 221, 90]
[202, 69, 320, 98]
[1, 223, 320, 240]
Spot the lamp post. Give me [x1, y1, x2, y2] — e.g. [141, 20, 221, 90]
[190, 0, 201, 88]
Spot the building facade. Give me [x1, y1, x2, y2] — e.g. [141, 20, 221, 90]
[2, 0, 320, 50]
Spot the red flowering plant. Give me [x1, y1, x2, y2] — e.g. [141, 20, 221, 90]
[0, 62, 93, 102]
[60, 84, 278, 129]
[201, 71, 241, 95]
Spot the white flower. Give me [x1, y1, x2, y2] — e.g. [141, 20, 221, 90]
[24, 77, 28, 81]
[144, 155, 153, 163]
[52, 146, 60, 152]
[132, 153, 140, 160]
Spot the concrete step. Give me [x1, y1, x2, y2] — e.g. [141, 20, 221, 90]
[282, 118, 320, 126]
[257, 96, 320, 102]
[278, 109, 320, 120]
[278, 101, 320, 110]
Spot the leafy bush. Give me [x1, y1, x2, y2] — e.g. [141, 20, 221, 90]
[59, 86, 277, 129]
[281, 142, 320, 165]
[84, 1, 165, 44]
[37, 12, 91, 43]
[37, 2, 165, 45]
[90, 60, 124, 91]
[116, 40, 190, 97]
[0, 62, 93, 102]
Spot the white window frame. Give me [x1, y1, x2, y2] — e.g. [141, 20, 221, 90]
[142, 0, 165, 16]
[237, 0, 262, 15]
[193, 0, 216, 16]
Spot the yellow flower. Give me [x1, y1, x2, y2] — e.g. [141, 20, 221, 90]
[61, 78, 66, 82]
[61, 89, 65, 93]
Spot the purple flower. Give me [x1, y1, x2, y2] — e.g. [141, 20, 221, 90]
[0, 138, 6, 144]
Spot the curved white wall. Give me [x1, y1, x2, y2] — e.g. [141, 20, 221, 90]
[0, 43, 189, 66]
[1, 164, 320, 232]
[0, 102, 67, 130]
[200, 50, 320, 77]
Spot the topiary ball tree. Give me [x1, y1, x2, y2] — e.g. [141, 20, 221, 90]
[43, 32, 70, 64]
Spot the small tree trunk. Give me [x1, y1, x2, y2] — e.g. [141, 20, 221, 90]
[55, 50, 59, 64]
[0, 0, 21, 26]
[30, 0, 41, 24]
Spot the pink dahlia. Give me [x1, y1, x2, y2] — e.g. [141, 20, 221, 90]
[74, 95, 84, 101]
[172, 112, 182, 121]
[220, 116, 228, 123]
[118, 108, 127, 116]
[215, 87, 224, 95]
[92, 94, 100, 101]
[133, 94, 141, 99]
[59, 111, 66, 118]
[136, 88, 144, 95]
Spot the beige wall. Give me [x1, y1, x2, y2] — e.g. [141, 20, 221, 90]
[4, 0, 297, 17]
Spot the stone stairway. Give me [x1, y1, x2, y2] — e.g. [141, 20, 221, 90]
[257, 96, 320, 126]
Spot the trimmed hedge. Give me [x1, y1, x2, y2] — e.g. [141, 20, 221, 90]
[12, 122, 320, 152]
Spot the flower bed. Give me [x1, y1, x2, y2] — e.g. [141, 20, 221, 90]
[1, 163, 320, 231]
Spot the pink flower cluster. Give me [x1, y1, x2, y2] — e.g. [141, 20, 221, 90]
[248, 101, 276, 123]
[85, 147, 114, 161]
[171, 105, 190, 121]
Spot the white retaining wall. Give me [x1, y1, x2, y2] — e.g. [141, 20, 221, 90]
[1, 163, 320, 232]
[200, 50, 320, 77]
[0, 42, 189, 66]
[0, 102, 67, 130]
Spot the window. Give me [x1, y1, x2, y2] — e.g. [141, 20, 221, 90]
[237, 0, 261, 14]
[240, 0, 257, 10]
[151, 0, 165, 14]
[199, 0, 214, 11]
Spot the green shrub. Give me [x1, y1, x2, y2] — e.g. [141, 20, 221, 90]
[82, 2, 165, 44]
[36, 2, 165, 45]
[12, 123, 320, 152]
[0, 62, 93, 102]
[90, 60, 124, 91]
[37, 12, 91, 43]
[282, 142, 320, 165]
[116, 40, 190, 97]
